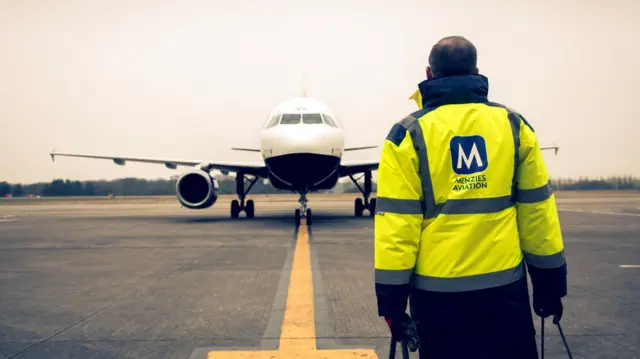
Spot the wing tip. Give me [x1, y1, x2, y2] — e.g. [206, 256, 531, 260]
[231, 147, 261, 153]
[344, 145, 378, 152]
[541, 143, 560, 156]
[50, 148, 56, 162]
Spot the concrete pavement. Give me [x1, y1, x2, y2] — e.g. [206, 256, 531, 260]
[0, 194, 638, 358]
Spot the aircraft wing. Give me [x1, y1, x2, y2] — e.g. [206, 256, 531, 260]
[49, 150, 268, 177]
[344, 145, 378, 152]
[540, 144, 560, 155]
[231, 148, 261, 153]
[339, 160, 379, 177]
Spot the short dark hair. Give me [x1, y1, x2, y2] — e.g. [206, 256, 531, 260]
[428, 36, 478, 78]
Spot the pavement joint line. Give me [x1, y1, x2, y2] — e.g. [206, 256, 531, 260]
[205, 223, 380, 358]
[618, 265, 640, 268]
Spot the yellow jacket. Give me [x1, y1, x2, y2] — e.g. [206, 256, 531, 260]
[375, 74, 566, 316]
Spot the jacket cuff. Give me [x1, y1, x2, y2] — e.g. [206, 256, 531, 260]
[375, 283, 410, 317]
[527, 263, 568, 299]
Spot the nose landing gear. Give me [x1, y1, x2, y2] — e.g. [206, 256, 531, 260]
[294, 192, 312, 226]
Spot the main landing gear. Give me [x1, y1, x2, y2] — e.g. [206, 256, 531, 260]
[230, 172, 258, 219]
[294, 192, 312, 227]
[349, 171, 376, 217]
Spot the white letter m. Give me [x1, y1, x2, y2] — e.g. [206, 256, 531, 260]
[457, 142, 484, 169]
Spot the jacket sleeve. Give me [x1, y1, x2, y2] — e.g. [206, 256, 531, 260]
[374, 122, 424, 317]
[515, 117, 567, 299]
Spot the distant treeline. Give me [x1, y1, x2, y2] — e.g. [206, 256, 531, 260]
[551, 176, 639, 191]
[0, 175, 368, 197]
[0, 176, 285, 197]
[1, 175, 637, 197]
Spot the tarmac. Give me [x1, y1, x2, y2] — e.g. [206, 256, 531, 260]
[0, 193, 638, 359]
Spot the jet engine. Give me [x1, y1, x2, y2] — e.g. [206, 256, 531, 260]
[175, 169, 219, 209]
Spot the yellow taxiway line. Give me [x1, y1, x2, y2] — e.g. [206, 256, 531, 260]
[208, 223, 380, 358]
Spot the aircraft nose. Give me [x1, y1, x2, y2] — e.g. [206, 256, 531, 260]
[266, 125, 344, 157]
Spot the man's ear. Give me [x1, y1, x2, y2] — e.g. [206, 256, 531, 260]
[426, 66, 434, 79]
[474, 67, 479, 74]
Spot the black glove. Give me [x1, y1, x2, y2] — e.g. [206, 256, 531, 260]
[385, 312, 420, 352]
[527, 263, 568, 325]
[533, 294, 563, 324]
[385, 312, 410, 340]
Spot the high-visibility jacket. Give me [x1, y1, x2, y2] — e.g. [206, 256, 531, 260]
[374, 74, 567, 317]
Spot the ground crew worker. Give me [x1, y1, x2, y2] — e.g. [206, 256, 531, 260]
[374, 35, 568, 359]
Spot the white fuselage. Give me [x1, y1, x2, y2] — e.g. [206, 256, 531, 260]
[258, 97, 345, 192]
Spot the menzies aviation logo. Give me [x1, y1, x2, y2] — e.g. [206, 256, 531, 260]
[450, 135, 488, 191]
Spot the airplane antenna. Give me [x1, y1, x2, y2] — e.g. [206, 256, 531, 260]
[301, 72, 309, 97]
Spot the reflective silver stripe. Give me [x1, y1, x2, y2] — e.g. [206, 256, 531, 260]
[507, 112, 521, 200]
[523, 250, 565, 269]
[375, 268, 414, 285]
[376, 197, 423, 215]
[400, 115, 436, 218]
[412, 261, 525, 292]
[432, 195, 515, 217]
[518, 181, 553, 203]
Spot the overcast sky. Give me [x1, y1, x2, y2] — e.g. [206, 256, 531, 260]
[1, 0, 638, 183]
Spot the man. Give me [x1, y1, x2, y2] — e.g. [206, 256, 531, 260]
[374, 35, 567, 359]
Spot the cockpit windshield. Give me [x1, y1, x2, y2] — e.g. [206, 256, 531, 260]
[322, 114, 338, 128]
[302, 113, 323, 124]
[265, 114, 281, 129]
[280, 113, 301, 124]
[266, 112, 339, 127]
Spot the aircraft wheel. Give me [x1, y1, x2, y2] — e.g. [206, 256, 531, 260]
[245, 199, 255, 218]
[231, 200, 240, 218]
[306, 208, 312, 226]
[369, 198, 376, 216]
[294, 209, 301, 227]
[355, 198, 364, 217]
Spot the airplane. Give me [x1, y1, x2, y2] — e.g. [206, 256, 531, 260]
[50, 93, 560, 226]
[50, 95, 381, 226]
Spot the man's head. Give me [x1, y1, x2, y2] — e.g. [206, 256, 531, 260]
[427, 36, 478, 79]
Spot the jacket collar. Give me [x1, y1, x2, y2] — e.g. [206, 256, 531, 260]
[417, 74, 489, 109]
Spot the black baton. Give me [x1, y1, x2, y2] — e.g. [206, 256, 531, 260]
[388, 336, 410, 359]
[541, 316, 574, 359]
[555, 319, 574, 359]
[389, 335, 396, 359]
[541, 317, 545, 359]
[401, 340, 410, 358]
